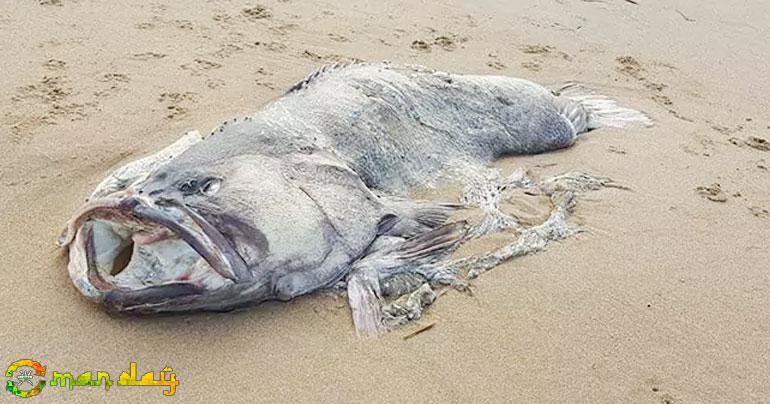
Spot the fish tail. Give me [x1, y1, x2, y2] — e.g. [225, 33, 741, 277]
[554, 82, 653, 133]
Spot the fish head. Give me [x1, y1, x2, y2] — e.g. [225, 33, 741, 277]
[60, 153, 336, 312]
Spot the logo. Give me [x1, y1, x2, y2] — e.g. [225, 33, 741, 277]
[5, 360, 177, 398]
[5, 360, 46, 398]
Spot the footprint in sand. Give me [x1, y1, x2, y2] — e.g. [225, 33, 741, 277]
[131, 52, 167, 61]
[487, 60, 506, 70]
[12, 76, 70, 104]
[730, 136, 770, 152]
[411, 34, 465, 53]
[206, 79, 226, 89]
[711, 122, 745, 136]
[616, 56, 691, 122]
[433, 35, 458, 51]
[6, 75, 91, 139]
[8, 77, 56, 101]
[135, 17, 194, 31]
[410, 40, 431, 52]
[43, 59, 66, 70]
[158, 92, 198, 119]
[696, 183, 728, 203]
[254, 41, 287, 52]
[749, 206, 769, 219]
[454, 13, 478, 28]
[301, 50, 325, 62]
[211, 43, 246, 60]
[94, 73, 130, 97]
[135, 21, 156, 30]
[616, 55, 645, 79]
[241, 5, 272, 21]
[521, 61, 542, 72]
[99, 73, 130, 84]
[681, 132, 717, 157]
[180, 59, 222, 75]
[608, 145, 627, 154]
[270, 23, 298, 36]
[173, 20, 194, 30]
[328, 33, 350, 43]
[486, 52, 506, 70]
[3, 112, 49, 142]
[254, 67, 275, 90]
[520, 44, 572, 61]
[212, 13, 234, 26]
[301, 50, 360, 64]
[519, 44, 572, 72]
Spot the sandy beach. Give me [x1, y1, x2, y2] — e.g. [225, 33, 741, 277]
[1, 0, 769, 402]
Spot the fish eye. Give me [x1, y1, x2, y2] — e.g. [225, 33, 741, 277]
[200, 178, 222, 196]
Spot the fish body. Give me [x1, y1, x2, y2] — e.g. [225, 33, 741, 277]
[184, 63, 580, 192]
[60, 63, 649, 333]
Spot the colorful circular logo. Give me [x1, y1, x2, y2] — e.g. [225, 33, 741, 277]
[5, 360, 46, 398]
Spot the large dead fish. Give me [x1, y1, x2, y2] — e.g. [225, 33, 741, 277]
[59, 63, 649, 334]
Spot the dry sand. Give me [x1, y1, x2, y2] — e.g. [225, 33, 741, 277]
[1, 0, 769, 402]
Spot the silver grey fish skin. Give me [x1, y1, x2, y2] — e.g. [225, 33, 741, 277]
[175, 63, 579, 192]
[61, 62, 644, 319]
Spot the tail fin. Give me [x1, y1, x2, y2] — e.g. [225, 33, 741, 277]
[555, 82, 653, 132]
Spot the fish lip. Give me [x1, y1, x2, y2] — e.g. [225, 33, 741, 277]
[59, 194, 132, 247]
[61, 195, 252, 302]
[102, 282, 205, 312]
[128, 197, 251, 283]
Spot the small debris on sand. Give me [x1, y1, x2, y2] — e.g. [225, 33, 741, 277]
[402, 322, 436, 340]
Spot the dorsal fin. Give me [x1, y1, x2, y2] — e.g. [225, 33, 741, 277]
[286, 61, 364, 94]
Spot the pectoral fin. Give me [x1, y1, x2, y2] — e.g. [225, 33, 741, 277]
[346, 265, 384, 336]
[347, 221, 468, 336]
[378, 196, 463, 238]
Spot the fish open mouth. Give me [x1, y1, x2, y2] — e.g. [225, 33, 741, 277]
[59, 195, 250, 311]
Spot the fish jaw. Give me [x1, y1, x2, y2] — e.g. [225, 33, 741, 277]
[60, 195, 251, 311]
